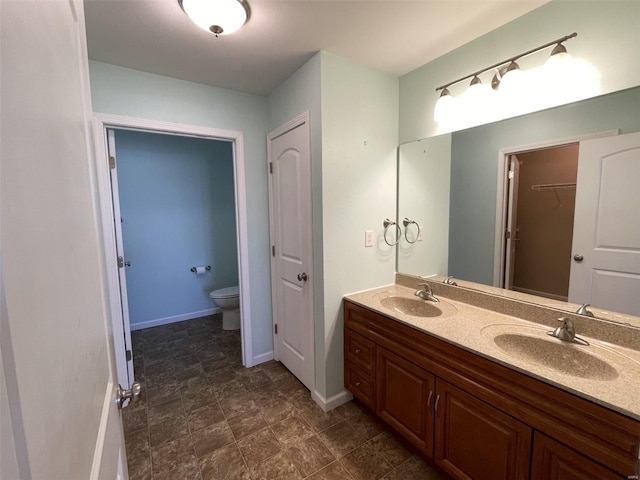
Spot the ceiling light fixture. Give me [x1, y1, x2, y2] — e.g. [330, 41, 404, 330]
[434, 32, 577, 120]
[179, 0, 251, 37]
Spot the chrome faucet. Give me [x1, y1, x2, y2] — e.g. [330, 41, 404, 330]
[575, 304, 595, 317]
[443, 276, 458, 286]
[415, 283, 439, 303]
[547, 317, 589, 346]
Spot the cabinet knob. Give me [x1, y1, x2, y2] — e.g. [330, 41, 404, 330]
[355, 348, 361, 354]
[355, 381, 361, 387]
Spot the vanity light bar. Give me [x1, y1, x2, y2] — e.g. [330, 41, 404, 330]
[435, 32, 577, 93]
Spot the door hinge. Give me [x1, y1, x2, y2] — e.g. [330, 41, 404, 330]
[505, 230, 511, 239]
[508, 170, 515, 180]
[269, 162, 273, 174]
[126, 349, 132, 362]
[274, 324, 278, 335]
[117, 256, 124, 268]
[272, 245, 275, 257]
[109, 156, 116, 169]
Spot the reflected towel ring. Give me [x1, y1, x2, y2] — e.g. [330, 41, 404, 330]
[403, 218, 419, 244]
[383, 218, 401, 246]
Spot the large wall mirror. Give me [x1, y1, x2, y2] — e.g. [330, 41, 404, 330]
[397, 85, 640, 319]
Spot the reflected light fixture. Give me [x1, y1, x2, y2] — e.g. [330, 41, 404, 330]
[179, 0, 251, 36]
[434, 32, 577, 121]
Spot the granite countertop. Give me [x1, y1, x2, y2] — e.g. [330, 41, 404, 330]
[345, 283, 640, 421]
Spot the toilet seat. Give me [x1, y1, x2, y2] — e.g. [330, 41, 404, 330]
[209, 286, 239, 299]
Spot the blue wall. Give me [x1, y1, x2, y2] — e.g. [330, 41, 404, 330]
[115, 130, 237, 328]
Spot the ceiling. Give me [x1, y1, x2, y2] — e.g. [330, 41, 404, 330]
[84, 0, 547, 97]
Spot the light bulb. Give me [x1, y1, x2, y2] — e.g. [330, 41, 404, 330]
[434, 89, 455, 123]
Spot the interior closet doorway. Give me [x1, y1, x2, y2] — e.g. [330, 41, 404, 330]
[502, 144, 579, 301]
[94, 114, 253, 389]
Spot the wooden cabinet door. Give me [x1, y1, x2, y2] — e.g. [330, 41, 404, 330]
[531, 433, 626, 480]
[376, 346, 435, 457]
[434, 380, 531, 480]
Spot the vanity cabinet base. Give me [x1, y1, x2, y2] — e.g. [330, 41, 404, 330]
[343, 299, 640, 480]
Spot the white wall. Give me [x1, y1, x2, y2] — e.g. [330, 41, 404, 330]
[320, 53, 399, 399]
[89, 61, 273, 360]
[400, 1, 640, 142]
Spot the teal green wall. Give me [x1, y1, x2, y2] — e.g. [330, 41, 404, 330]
[89, 61, 273, 361]
[400, 1, 640, 143]
[320, 53, 398, 399]
[267, 53, 327, 395]
[449, 87, 640, 284]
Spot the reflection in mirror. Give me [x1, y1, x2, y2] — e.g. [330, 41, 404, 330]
[397, 86, 640, 319]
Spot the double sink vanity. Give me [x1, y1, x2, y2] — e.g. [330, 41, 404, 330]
[343, 274, 640, 480]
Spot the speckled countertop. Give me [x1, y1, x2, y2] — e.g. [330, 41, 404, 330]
[344, 281, 640, 421]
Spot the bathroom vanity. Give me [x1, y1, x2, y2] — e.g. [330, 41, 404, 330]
[343, 277, 640, 480]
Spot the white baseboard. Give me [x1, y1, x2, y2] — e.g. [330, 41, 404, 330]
[130, 308, 221, 331]
[249, 351, 274, 368]
[311, 389, 353, 413]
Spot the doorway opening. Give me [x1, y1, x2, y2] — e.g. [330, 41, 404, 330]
[501, 144, 579, 301]
[112, 128, 239, 334]
[94, 114, 253, 389]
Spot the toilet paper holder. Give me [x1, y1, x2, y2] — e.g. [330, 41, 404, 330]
[190, 265, 211, 273]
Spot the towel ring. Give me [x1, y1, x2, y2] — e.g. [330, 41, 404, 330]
[403, 218, 419, 244]
[383, 219, 401, 246]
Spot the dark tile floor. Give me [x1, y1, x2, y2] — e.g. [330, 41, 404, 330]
[123, 315, 445, 480]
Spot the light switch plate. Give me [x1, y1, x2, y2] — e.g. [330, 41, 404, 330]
[365, 230, 374, 247]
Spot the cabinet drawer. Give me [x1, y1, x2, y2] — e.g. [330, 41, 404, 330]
[345, 328, 376, 376]
[345, 362, 376, 410]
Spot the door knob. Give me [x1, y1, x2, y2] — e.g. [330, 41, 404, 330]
[124, 261, 131, 267]
[116, 382, 142, 409]
[573, 254, 584, 262]
[297, 272, 308, 282]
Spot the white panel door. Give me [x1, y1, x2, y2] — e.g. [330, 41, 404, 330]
[504, 155, 520, 290]
[268, 114, 314, 391]
[107, 129, 135, 387]
[568, 132, 640, 316]
[1, 1, 127, 479]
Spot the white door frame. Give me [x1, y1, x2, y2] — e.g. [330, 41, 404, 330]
[266, 111, 315, 388]
[93, 113, 254, 387]
[492, 130, 619, 288]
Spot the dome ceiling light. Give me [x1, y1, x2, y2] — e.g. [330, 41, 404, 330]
[179, 0, 251, 37]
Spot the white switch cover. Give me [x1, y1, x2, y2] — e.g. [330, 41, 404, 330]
[417, 226, 424, 241]
[365, 230, 374, 247]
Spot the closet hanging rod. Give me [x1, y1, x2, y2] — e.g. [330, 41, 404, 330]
[531, 182, 576, 191]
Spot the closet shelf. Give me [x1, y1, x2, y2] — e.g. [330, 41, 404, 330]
[531, 182, 576, 191]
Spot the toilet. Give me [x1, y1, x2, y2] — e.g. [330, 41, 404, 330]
[209, 286, 241, 330]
